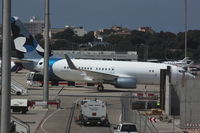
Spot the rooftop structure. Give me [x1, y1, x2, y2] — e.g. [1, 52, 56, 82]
[94, 26, 132, 41]
[51, 25, 87, 37]
[138, 26, 155, 33]
[24, 16, 44, 36]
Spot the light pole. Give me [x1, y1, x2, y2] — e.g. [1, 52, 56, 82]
[1, 0, 11, 132]
[184, 0, 187, 58]
[43, 0, 50, 106]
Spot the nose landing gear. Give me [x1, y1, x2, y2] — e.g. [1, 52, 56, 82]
[97, 83, 104, 91]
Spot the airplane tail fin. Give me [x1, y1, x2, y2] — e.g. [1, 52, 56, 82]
[181, 57, 190, 62]
[181, 57, 193, 65]
[11, 16, 45, 59]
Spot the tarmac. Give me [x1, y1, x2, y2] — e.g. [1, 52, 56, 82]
[10, 70, 187, 133]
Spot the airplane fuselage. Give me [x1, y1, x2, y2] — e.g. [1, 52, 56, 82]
[35, 57, 184, 85]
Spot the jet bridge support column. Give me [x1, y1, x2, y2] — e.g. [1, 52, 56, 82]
[160, 69, 166, 110]
[160, 66, 172, 116]
[165, 66, 171, 116]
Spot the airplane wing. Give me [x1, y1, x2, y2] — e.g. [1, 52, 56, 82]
[64, 54, 118, 82]
[83, 70, 118, 82]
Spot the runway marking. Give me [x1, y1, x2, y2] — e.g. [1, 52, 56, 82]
[41, 109, 61, 133]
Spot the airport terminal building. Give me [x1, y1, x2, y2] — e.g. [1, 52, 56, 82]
[52, 50, 138, 61]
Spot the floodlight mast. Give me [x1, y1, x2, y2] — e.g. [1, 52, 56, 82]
[184, 0, 187, 58]
[1, 0, 11, 132]
[43, 0, 50, 106]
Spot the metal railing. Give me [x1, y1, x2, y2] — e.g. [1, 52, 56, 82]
[11, 79, 27, 95]
[11, 116, 30, 133]
[121, 92, 159, 133]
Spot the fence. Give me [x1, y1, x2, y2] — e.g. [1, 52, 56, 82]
[121, 92, 158, 133]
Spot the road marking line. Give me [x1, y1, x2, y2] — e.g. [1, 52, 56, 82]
[41, 109, 61, 133]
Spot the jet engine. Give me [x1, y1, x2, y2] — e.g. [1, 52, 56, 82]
[114, 77, 137, 88]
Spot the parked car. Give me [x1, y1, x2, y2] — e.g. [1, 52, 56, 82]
[114, 123, 138, 133]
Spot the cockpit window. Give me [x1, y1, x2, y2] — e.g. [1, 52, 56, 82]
[39, 62, 43, 65]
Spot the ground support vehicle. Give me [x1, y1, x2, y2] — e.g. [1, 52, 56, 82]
[11, 99, 29, 114]
[75, 99, 110, 126]
[114, 123, 138, 133]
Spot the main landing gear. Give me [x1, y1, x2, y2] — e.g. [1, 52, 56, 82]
[97, 83, 104, 91]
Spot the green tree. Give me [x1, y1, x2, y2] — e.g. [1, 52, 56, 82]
[52, 28, 75, 40]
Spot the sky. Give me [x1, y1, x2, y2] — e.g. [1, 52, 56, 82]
[1, 0, 200, 33]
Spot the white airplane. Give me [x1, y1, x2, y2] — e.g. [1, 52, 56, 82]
[163, 57, 193, 68]
[11, 17, 194, 91]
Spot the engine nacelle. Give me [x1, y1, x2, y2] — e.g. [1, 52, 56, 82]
[114, 77, 137, 88]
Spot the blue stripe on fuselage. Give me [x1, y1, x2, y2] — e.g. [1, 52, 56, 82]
[49, 57, 63, 80]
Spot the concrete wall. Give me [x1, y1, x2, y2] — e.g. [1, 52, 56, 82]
[170, 85, 180, 115]
[180, 78, 200, 128]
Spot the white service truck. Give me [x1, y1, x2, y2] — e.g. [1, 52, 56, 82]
[114, 123, 138, 133]
[11, 99, 29, 114]
[75, 99, 110, 126]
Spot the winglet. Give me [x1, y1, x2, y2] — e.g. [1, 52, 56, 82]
[64, 54, 77, 70]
